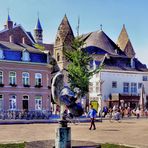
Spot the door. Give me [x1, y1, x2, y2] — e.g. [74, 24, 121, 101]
[23, 100, 28, 110]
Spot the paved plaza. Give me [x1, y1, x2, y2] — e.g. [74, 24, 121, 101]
[0, 119, 147, 148]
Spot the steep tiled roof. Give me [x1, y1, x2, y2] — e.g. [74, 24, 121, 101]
[0, 41, 43, 53]
[84, 30, 125, 56]
[117, 25, 135, 58]
[56, 15, 74, 43]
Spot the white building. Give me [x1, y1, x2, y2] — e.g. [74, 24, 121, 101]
[84, 25, 148, 111]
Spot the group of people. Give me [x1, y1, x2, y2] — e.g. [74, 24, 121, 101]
[103, 105, 148, 121]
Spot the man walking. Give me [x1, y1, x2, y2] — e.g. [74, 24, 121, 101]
[88, 105, 97, 130]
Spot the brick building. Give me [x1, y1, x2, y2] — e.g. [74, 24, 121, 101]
[0, 15, 53, 112]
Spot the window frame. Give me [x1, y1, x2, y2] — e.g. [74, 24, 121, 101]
[9, 71, 16, 85]
[0, 94, 3, 111]
[0, 71, 3, 84]
[35, 96, 42, 110]
[22, 72, 30, 86]
[112, 81, 117, 88]
[131, 82, 137, 94]
[9, 95, 17, 110]
[35, 73, 42, 86]
[123, 82, 129, 94]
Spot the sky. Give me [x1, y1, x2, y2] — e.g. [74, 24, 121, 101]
[0, 0, 148, 65]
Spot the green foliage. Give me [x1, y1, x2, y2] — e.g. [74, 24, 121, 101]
[102, 143, 134, 148]
[64, 36, 102, 96]
[0, 143, 25, 148]
[34, 44, 45, 51]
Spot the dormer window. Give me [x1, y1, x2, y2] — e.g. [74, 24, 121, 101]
[0, 48, 4, 59]
[22, 49, 30, 62]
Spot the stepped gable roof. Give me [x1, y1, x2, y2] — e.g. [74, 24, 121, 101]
[84, 30, 125, 56]
[56, 15, 74, 42]
[117, 25, 135, 58]
[35, 18, 42, 30]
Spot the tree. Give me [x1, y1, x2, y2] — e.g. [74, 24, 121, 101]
[64, 36, 102, 96]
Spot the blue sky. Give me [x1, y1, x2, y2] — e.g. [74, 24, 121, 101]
[0, 0, 148, 64]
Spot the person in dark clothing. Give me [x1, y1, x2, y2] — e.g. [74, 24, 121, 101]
[88, 105, 97, 130]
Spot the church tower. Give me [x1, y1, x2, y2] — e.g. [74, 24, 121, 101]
[4, 14, 13, 29]
[54, 14, 74, 71]
[34, 18, 43, 44]
[117, 24, 135, 58]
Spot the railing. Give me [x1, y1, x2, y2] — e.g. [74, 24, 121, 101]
[0, 110, 52, 120]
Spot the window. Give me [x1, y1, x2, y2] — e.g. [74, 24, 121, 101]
[96, 82, 99, 93]
[0, 71, 3, 84]
[22, 49, 30, 62]
[89, 82, 93, 92]
[112, 81, 117, 88]
[57, 53, 60, 61]
[9, 71, 16, 85]
[143, 76, 148, 81]
[23, 95, 29, 100]
[0, 95, 3, 110]
[131, 83, 137, 94]
[9, 95, 16, 110]
[123, 82, 129, 93]
[35, 73, 42, 86]
[0, 48, 4, 59]
[35, 96, 42, 110]
[138, 83, 143, 89]
[22, 72, 30, 86]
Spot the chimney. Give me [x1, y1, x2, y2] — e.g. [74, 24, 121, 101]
[9, 35, 14, 43]
[22, 37, 26, 44]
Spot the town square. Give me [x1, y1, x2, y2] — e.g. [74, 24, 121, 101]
[0, 0, 148, 147]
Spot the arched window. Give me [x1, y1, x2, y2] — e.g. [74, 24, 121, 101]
[9, 95, 16, 110]
[35, 73, 42, 86]
[57, 53, 60, 61]
[0, 48, 4, 59]
[22, 49, 30, 62]
[22, 72, 30, 86]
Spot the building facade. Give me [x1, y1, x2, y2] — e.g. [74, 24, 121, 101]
[0, 15, 52, 112]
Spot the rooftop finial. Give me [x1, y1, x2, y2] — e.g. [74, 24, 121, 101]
[100, 24, 103, 31]
[7, 8, 11, 21]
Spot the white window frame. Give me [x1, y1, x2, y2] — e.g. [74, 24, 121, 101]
[131, 83, 137, 94]
[0, 94, 3, 111]
[35, 96, 42, 110]
[22, 72, 30, 85]
[35, 73, 42, 86]
[9, 95, 17, 110]
[123, 82, 129, 94]
[0, 71, 3, 84]
[22, 49, 30, 62]
[9, 71, 16, 85]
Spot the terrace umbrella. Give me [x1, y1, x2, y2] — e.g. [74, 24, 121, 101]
[139, 84, 146, 111]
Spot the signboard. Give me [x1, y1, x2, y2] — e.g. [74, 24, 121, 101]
[90, 100, 98, 112]
[111, 93, 119, 101]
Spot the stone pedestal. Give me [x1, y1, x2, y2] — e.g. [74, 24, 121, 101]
[55, 120, 71, 148]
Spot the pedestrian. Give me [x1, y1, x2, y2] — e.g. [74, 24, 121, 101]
[136, 108, 140, 119]
[88, 105, 97, 130]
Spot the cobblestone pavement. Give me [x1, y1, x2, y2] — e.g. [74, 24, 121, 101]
[0, 119, 147, 148]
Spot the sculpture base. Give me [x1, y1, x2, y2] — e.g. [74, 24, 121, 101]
[55, 126, 71, 148]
